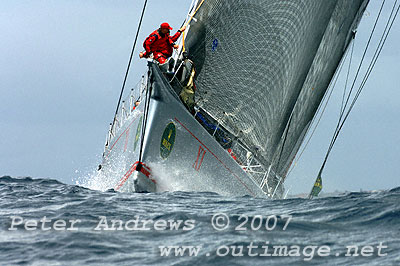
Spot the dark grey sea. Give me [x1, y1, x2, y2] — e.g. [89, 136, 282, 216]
[0, 176, 399, 265]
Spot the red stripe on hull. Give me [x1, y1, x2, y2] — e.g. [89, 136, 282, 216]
[115, 161, 155, 191]
[174, 117, 256, 197]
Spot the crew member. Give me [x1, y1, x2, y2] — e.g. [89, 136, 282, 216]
[139, 23, 186, 65]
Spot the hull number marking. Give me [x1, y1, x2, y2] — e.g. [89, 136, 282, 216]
[193, 145, 206, 171]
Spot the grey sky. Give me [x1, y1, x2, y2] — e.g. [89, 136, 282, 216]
[0, 1, 398, 195]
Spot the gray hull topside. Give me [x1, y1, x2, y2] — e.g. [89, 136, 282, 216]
[100, 63, 269, 198]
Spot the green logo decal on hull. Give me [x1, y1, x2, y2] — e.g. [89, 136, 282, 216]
[134, 116, 143, 151]
[160, 122, 176, 159]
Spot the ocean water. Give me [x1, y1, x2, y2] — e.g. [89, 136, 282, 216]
[0, 176, 399, 266]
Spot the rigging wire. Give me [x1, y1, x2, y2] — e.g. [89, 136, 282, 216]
[182, 0, 206, 52]
[271, 4, 357, 184]
[326, 0, 386, 155]
[340, 35, 356, 115]
[327, 1, 399, 156]
[138, 68, 153, 165]
[286, 40, 352, 178]
[349, 0, 399, 111]
[272, 40, 351, 194]
[309, 0, 399, 197]
[111, 0, 148, 131]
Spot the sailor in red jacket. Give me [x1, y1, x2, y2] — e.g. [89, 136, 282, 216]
[139, 23, 186, 65]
